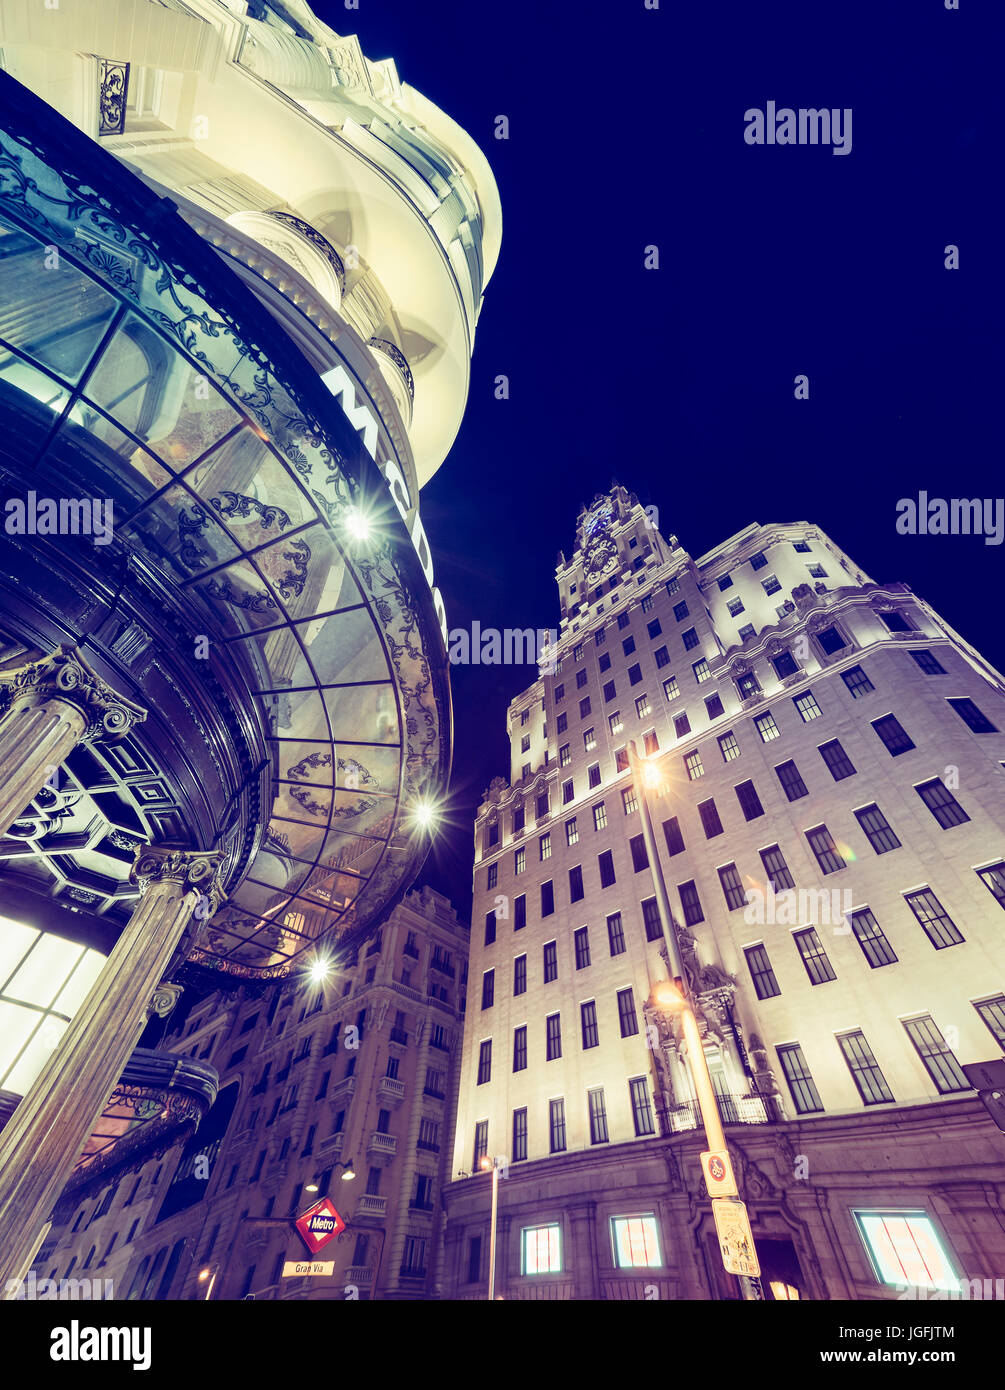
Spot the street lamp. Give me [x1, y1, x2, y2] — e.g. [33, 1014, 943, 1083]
[479, 1155, 506, 1300]
[629, 741, 764, 1301]
[197, 1264, 219, 1300]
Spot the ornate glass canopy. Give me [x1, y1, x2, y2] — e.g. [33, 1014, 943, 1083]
[0, 81, 450, 978]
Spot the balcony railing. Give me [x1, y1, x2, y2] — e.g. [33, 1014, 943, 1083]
[367, 1131, 397, 1161]
[664, 1093, 769, 1133]
[329, 1076, 356, 1104]
[318, 1131, 345, 1156]
[346, 1265, 374, 1284]
[356, 1194, 387, 1218]
[399, 1265, 427, 1280]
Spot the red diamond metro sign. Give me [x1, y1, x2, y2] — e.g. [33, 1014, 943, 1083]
[294, 1196, 345, 1255]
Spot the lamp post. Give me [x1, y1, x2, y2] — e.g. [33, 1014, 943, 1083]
[479, 1154, 505, 1300]
[197, 1264, 219, 1300]
[628, 741, 763, 1301]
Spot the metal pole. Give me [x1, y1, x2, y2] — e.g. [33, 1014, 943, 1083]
[629, 742, 762, 1301]
[487, 1162, 499, 1300]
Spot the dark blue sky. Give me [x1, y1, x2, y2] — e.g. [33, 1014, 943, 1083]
[319, 0, 1005, 920]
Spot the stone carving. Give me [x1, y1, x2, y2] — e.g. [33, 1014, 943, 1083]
[148, 981, 185, 1020]
[130, 846, 227, 916]
[0, 644, 147, 742]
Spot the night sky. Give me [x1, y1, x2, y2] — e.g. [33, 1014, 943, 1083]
[318, 0, 1005, 923]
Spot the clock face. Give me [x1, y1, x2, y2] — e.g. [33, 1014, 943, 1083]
[584, 502, 614, 538]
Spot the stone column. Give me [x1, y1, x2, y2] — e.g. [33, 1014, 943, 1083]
[0, 846, 225, 1289]
[0, 645, 145, 839]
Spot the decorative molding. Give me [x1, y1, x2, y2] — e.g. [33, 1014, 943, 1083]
[97, 59, 129, 138]
[0, 644, 146, 742]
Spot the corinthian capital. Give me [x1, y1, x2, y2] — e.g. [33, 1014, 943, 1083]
[0, 644, 146, 742]
[130, 846, 227, 917]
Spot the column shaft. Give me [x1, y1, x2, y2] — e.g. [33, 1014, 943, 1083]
[0, 698, 86, 838]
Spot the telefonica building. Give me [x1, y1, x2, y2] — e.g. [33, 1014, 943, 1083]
[443, 486, 1005, 1301]
[0, 0, 498, 1294]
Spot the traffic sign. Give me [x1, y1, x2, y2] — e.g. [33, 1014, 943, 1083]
[282, 1261, 335, 1278]
[712, 1198, 760, 1278]
[294, 1196, 345, 1255]
[700, 1149, 738, 1198]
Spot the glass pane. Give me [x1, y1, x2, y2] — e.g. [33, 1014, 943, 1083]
[123, 484, 243, 579]
[299, 608, 389, 686]
[187, 430, 316, 533]
[0, 919, 39, 989]
[51, 948, 106, 1017]
[0, 352, 70, 468]
[4, 1014, 68, 1095]
[323, 684, 400, 745]
[5, 934, 85, 1010]
[194, 557, 285, 633]
[0, 1001, 41, 1084]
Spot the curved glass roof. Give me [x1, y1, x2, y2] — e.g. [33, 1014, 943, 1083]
[0, 103, 449, 978]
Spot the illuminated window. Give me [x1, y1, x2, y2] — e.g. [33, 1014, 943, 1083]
[854, 1211, 959, 1293]
[521, 1223, 561, 1275]
[611, 1215, 662, 1268]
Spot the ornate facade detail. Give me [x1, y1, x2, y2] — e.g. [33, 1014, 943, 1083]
[149, 982, 185, 1021]
[266, 211, 346, 292]
[0, 644, 147, 742]
[130, 846, 227, 916]
[368, 338, 415, 404]
[96, 59, 129, 138]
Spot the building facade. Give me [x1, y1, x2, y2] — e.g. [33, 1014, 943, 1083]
[0, 0, 498, 1284]
[443, 485, 1005, 1300]
[32, 885, 469, 1300]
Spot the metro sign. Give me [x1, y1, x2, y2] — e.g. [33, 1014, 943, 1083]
[294, 1197, 345, 1255]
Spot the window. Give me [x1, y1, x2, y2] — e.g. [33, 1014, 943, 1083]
[775, 760, 808, 801]
[915, 779, 969, 829]
[749, 551, 768, 570]
[593, 802, 608, 831]
[794, 928, 836, 984]
[583, 726, 596, 751]
[622, 636, 637, 658]
[855, 804, 901, 854]
[816, 626, 846, 657]
[596, 628, 607, 646]
[514, 954, 527, 995]
[599, 652, 611, 672]
[903, 1016, 969, 1094]
[849, 909, 898, 968]
[548, 1092, 565, 1146]
[665, 577, 680, 596]
[806, 825, 845, 874]
[654, 644, 670, 669]
[473, 1121, 488, 1171]
[617, 984, 639, 1039]
[738, 623, 756, 642]
[978, 862, 1005, 911]
[793, 692, 822, 722]
[618, 612, 631, 630]
[604, 680, 617, 702]
[759, 844, 795, 892]
[579, 697, 591, 719]
[607, 913, 626, 956]
[684, 750, 704, 781]
[736, 671, 760, 700]
[761, 574, 781, 596]
[641, 897, 662, 942]
[871, 714, 915, 756]
[838, 1031, 894, 1104]
[520, 734, 530, 754]
[693, 659, 711, 683]
[705, 693, 724, 720]
[487, 863, 497, 890]
[698, 799, 723, 839]
[513, 1026, 527, 1072]
[543, 941, 558, 982]
[663, 676, 680, 701]
[674, 713, 691, 738]
[556, 712, 568, 735]
[819, 739, 856, 780]
[629, 833, 649, 871]
[909, 648, 947, 675]
[947, 697, 998, 733]
[576, 669, 588, 690]
[682, 628, 699, 652]
[574, 926, 591, 969]
[588, 1089, 609, 1144]
[662, 817, 685, 855]
[484, 912, 496, 946]
[628, 663, 643, 686]
[541, 880, 555, 915]
[642, 594, 655, 613]
[540, 833, 551, 861]
[515, 847, 526, 874]
[555, 682, 565, 702]
[598, 850, 616, 888]
[629, 1077, 656, 1136]
[514, 894, 526, 930]
[718, 863, 747, 910]
[842, 665, 874, 698]
[777, 1043, 823, 1114]
[581, 1001, 599, 1049]
[559, 742, 571, 768]
[523, 1222, 562, 1275]
[615, 748, 629, 772]
[566, 817, 579, 846]
[487, 822, 499, 848]
[904, 889, 964, 949]
[512, 1108, 528, 1162]
[513, 806, 525, 834]
[745, 944, 780, 999]
[635, 693, 652, 718]
[609, 710, 623, 735]
[974, 996, 1005, 1052]
[717, 573, 734, 591]
[481, 970, 495, 1010]
[879, 610, 913, 633]
[754, 711, 780, 742]
[477, 1040, 492, 1085]
[735, 779, 764, 820]
[854, 1211, 959, 1293]
[727, 597, 744, 617]
[673, 601, 689, 622]
[678, 880, 704, 927]
[622, 786, 639, 815]
[611, 1215, 662, 1268]
[570, 862, 584, 903]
